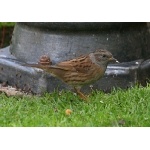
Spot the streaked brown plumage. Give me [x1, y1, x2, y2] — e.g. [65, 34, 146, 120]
[23, 49, 118, 100]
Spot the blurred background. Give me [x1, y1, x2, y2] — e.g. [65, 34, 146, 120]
[0, 22, 15, 48]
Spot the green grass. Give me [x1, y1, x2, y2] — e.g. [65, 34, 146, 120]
[0, 84, 150, 127]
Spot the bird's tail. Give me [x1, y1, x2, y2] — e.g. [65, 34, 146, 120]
[23, 63, 50, 69]
[22, 63, 64, 78]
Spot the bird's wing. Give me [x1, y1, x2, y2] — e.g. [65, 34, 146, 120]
[56, 55, 93, 73]
[23, 55, 94, 74]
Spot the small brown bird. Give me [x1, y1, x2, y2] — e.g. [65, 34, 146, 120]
[23, 49, 118, 100]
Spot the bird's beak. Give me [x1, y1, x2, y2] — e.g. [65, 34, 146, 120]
[109, 57, 119, 63]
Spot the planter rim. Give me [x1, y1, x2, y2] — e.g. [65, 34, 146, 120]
[18, 22, 144, 31]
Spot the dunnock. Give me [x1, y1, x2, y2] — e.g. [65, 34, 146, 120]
[23, 49, 118, 100]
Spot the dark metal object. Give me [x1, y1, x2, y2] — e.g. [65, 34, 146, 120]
[0, 22, 150, 94]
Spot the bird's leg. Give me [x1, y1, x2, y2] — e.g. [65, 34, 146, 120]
[74, 87, 88, 101]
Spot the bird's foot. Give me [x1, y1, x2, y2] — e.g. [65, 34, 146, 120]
[74, 87, 89, 102]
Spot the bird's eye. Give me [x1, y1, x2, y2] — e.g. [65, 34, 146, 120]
[102, 54, 107, 58]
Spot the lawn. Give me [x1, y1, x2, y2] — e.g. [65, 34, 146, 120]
[0, 84, 150, 127]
